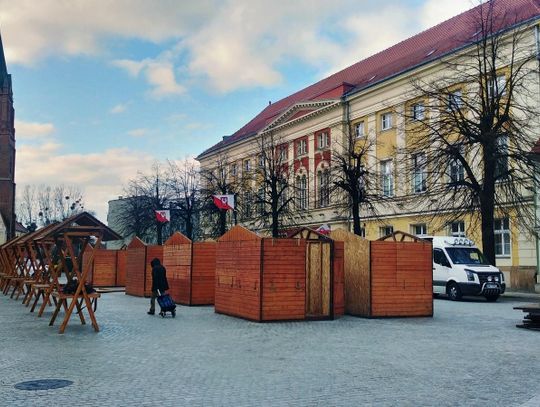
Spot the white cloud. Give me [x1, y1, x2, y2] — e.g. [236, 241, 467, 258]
[16, 142, 156, 221]
[127, 128, 149, 137]
[110, 103, 128, 114]
[15, 120, 55, 140]
[420, 0, 475, 29]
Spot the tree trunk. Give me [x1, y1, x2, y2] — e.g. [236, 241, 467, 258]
[351, 197, 361, 236]
[185, 216, 193, 240]
[156, 222, 163, 245]
[219, 210, 227, 236]
[481, 147, 497, 266]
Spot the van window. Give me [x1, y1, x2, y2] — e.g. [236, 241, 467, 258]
[433, 249, 450, 266]
[446, 247, 489, 265]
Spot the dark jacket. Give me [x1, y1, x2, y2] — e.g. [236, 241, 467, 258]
[150, 258, 169, 292]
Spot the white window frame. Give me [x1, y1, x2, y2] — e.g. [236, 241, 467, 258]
[243, 190, 252, 219]
[355, 121, 365, 138]
[317, 168, 330, 208]
[488, 74, 507, 98]
[380, 159, 394, 197]
[447, 90, 463, 110]
[297, 139, 307, 156]
[379, 225, 394, 238]
[381, 113, 392, 131]
[244, 159, 251, 172]
[412, 153, 427, 193]
[412, 103, 425, 120]
[494, 217, 511, 257]
[296, 174, 308, 210]
[411, 223, 427, 236]
[279, 146, 287, 162]
[449, 221, 465, 237]
[317, 132, 329, 149]
[495, 134, 509, 179]
[231, 163, 237, 177]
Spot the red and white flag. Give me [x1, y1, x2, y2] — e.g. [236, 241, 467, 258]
[212, 194, 235, 211]
[316, 223, 331, 235]
[155, 210, 170, 223]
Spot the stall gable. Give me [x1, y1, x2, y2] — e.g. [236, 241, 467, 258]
[126, 237, 147, 297]
[218, 225, 261, 242]
[261, 239, 306, 321]
[215, 230, 262, 320]
[370, 241, 433, 317]
[163, 232, 192, 304]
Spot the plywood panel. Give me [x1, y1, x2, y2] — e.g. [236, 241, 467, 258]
[332, 241, 345, 317]
[163, 242, 192, 304]
[92, 249, 117, 287]
[126, 245, 146, 297]
[191, 241, 216, 305]
[116, 249, 127, 286]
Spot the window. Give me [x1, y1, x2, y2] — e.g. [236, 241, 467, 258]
[355, 121, 365, 138]
[447, 90, 463, 110]
[296, 174, 308, 210]
[279, 146, 287, 162]
[244, 159, 251, 172]
[297, 139, 307, 156]
[449, 221, 465, 237]
[230, 164, 237, 177]
[317, 132, 329, 149]
[380, 159, 394, 197]
[257, 187, 265, 215]
[411, 224, 427, 236]
[412, 153, 427, 193]
[448, 154, 465, 184]
[379, 225, 393, 237]
[278, 178, 288, 208]
[433, 248, 450, 267]
[381, 113, 392, 130]
[488, 75, 506, 98]
[258, 155, 264, 168]
[412, 103, 425, 120]
[495, 134, 508, 179]
[243, 191, 252, 219]
[494, 217, 511, 257]
[317, 168, 330, 208]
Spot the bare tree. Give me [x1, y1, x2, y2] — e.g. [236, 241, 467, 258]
[167, 158, 200, 240]
[199, 153, 237, 238]
[17, 184, 85, 228]
[250, 132, 297, 237]
[118, 163, 175, 244]
[331, 119, 384, 236]
[401, 0, 540, 264]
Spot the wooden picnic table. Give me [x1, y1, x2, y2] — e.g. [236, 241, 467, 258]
[514, 303, 540, 331]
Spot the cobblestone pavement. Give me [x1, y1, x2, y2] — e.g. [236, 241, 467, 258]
[1, 292, 539, 407]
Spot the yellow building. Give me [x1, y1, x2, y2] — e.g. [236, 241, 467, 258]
[197, 0, 540, 289]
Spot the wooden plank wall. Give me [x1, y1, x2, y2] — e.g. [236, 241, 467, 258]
[116, 250, 127, 286]
[163, 242, 192, 304]
[261, 239, 306, 321]
[92, 249, 117, 287]
[125, 246, 146, 297]
[215, 240, 262, 321]
[191, 242, 216, 305]
[370, 241, 433, 317]
[145, 245, 164, 297]
[332, 241, 345, 317]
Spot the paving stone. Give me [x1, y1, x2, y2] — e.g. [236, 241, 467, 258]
[0, 292, 539, 406]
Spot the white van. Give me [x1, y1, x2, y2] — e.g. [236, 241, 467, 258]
[425, 236, 506, 302]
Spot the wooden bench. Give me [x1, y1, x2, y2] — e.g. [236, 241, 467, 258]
[514, 303, 540, 331]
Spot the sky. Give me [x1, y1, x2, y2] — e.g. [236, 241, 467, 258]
[0, 0, 475, 222]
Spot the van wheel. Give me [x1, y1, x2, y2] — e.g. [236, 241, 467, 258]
[447, 282, 462, 301]
[485, 294, 499, 302]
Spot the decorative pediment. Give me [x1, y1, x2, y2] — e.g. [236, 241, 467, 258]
[262, 100, 339, 132]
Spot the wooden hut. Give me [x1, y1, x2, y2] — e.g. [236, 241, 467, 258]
[330, 229, 433, 318]
[163, 232, 216, 305]
[125, 237, 164, 297]
[215, 225, 344, 322]
[84, 247, 127, 287]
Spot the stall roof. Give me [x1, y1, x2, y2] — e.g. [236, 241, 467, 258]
[34, 212, 122, 242]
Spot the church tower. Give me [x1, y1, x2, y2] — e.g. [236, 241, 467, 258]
[0, 33, 16, 241]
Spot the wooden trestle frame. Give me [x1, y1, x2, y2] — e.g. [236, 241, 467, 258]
[0, 212, 121, 334]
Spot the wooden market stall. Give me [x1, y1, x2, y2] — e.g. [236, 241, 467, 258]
[84, 246, 127, 287]
[330, 229, 433, 318]
[163, 232, 216, 305]
[125, 237, 163, 297]
[30, 212, 122, 333]
[215, 225, 344, 322]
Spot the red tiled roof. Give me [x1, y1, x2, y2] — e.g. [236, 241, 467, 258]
[198, 0, 540, 158]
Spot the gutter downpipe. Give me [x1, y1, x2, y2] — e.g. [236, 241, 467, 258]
[342, 94, 353, 233]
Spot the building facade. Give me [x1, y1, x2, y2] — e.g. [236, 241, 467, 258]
[197, 0, 540, 287]
[0, 34, 16, 244]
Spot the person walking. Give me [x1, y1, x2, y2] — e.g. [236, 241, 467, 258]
[147, 258, 169, 315]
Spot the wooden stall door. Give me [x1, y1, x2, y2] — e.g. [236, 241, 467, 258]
[305, 241, 331, 318]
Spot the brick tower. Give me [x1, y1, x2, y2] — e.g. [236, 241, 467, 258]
[0, 33, 16, 241]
